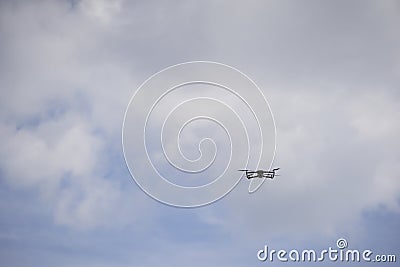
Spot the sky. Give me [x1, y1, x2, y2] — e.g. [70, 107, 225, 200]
[0, 0, 399, 266]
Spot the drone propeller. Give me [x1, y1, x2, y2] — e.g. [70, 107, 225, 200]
[238, 169, 249, 172]
[272, 167, 280, 171]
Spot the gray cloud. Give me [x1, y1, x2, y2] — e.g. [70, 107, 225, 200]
[0, 0, 399, 266]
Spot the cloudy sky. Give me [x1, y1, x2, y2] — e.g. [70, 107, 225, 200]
[0, 0, 399, 266]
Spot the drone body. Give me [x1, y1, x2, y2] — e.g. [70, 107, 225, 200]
[238, 168, 280, 179]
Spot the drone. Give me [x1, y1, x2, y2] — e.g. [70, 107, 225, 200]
[238, 168, 280, 179]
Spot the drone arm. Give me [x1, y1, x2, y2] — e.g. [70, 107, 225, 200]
[263, 173, 274, 179]
[247, 173, 257, 179]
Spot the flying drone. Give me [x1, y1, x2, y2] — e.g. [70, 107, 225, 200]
[238, 168, 280, 179]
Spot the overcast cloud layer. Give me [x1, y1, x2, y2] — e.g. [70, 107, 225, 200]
[0, 0, 399, 266]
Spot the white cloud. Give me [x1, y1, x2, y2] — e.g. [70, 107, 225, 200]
[78, 0, 123, 24]
[0, 0, 399, 263]
[0, 0, 142, 229]
[0, 114, 99, 187]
